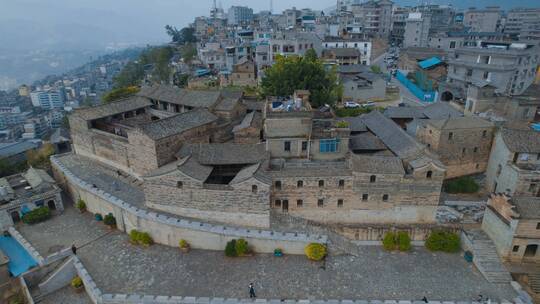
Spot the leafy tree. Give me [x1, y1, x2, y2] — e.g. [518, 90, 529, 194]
[102, 86, 140, 103]
[26, 143, 55, 170]
[260, 49, 342, 107]
[180, 43, 197, 63]
[0, 159, 28, 177]
[113, 46, 174, 88]
[113, 61, 146, 88]
[165, 25, 197, 44]
[370, 65, 382, 74]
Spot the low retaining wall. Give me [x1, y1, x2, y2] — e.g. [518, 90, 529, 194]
[38, 257, 77, 295]
[8, 226, 45, 265]
[51, 155, 326, 255]
[19, 277, 35, 304]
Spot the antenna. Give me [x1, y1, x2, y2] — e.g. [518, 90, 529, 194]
[213, 0, 217, 10]
[270, 0, 273, 13]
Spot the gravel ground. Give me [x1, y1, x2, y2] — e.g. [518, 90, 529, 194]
[18, 206, 517, 302]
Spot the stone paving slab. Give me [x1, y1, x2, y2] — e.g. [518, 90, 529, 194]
[17, 206, 517, 302]
[39, 285, 93, 304]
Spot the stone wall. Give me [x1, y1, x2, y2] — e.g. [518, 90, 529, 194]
[51, 156, 325, 255]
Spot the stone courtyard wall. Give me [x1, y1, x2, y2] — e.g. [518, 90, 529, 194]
[51, 156, 325, 255]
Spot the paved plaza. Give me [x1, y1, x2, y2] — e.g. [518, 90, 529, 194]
[18, 205, 517, 301]
[39, 286, 93, 304]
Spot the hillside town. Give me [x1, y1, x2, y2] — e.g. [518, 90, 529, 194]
[1, 1, 540, 304]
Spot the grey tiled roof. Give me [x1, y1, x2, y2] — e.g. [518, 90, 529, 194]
[229, 163, 271, 185]
[0, 141, 40, 158]
[214, 91, 243, 112]
[427, 116, 494, 130]
[422, 102, 463, 119]
[350, 133, 387, 151]
[178, 143, 268, 165]
[138, 85, 221, 108]
[501, 128, 540, 153]
[177, 156, 213, 181]
[383, 107, 425, 119]
[73, 96, 152, 121]
[233, 111, 262, 133]
[138, 108, 217, 140]
[324, 48, 361, 57]
[338, 116, 367, 132]
[360, 111, 423, 159]
[512, 197, 540, 219]
[351, 154, 405, 174]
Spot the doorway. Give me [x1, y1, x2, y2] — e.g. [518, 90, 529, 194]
[10, 211, 21, 223]
[282, 200, 289, 212]
[47, 200, 56, 210]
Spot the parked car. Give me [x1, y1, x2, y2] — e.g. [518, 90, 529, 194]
[361, 101, 376, 108]
[344, 101, 361, 108]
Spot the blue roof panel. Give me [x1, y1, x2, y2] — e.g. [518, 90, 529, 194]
[418, 57, 443, 69]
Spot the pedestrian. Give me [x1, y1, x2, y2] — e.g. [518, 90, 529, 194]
[71, 243, 77, 255]
[249, 283, 256, 298]
[476, 295, 483, 303]
[422, 296, 428, 303]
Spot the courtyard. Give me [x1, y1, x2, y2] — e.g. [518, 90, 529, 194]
[17, 204, 517, 301]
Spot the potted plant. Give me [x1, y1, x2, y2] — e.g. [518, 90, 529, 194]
[76, 199, 86, 213]
[94, 213, 103, 221]
[179, 239, 190, 253]
[274, 248, 283, 257]
[103, 213, 116, 229]
[71, 276, 84, 293]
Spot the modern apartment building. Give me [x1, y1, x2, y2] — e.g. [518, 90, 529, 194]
[463, 7, 503, 33]
[504, 8, 540, 40]
[404, 12, 431, 48]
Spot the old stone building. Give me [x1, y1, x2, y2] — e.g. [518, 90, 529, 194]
[482, 194, 540, 263]
[143, 143, 271, 227]
[485, 126, 540, 196]
[0, 167, 63, 230]
[220, 58, 257, 87]
[232, 111, 262, 144]
[415, 116, 495, 178]
[322, 48, 362, 66]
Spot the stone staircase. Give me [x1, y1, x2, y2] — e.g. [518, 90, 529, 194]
[528, 273, 540, 294]
[463, 229, 512, 284]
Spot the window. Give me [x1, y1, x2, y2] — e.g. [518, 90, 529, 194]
[482, 130, 487, 138]
[448, 132, 453, 140]
[462, 148, 466, 156]
[295, 180, 303, 188]
[529, 183, 537, 193]
[337, 199, 344, 207]
[176, 181, 183, 188]
[302, 141, 308, 151]
[319, 139, 340, 153]
[297, 199, 303, 207]
[370, 175, 376, 183]
[426, 171, 433, 179]
[284, 141, 291, 152]
[382, 194, 389, 202]
[275, 181, 282, 190]
[466, 69, 473, 77]
[475, 163, 480, 169]
[450, 41, 456, 48]
[319, 180, 324, 187]
[252, 185, 258, 193]
[317, 199, 324, 207]
[474, 147, 478, 153]
[274, 200, 282, 207]
[483, 71, 490, 80]
[338, 179, 345, 188]
[496, 164, 502, 176]
[537, 222, 540, 230]
[362, 194, 368, 201]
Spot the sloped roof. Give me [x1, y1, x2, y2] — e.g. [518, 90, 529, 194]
[229, 163, 271, 185]
[138, 85, 222, 108]
[0, 141, 40, 158]
[214, 91, 243, 112]
[418, 57, 443, 69]
[324, 48, 361, 57]
[338, 116, 367, 132]
[73, 96, 152, 121]
[349, 133, 387, 151]
[422, 102, 463, 119]
[383, 107, 425, 119]
[360, 111, 423, 159]
[23, 167, 55, 189]
[137, 108, 217, 140]
[178, 143, 268, 165]
[233, 111, 262, 133]
[512, 197, 540, 219]
[500, 128, 540, 153]
[351, 154, 405, 174]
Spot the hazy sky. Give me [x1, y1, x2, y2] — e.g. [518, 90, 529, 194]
[1, 0, 538, 52]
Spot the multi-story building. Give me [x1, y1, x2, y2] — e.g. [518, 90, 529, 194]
[322, 48, 361, 66]
[463, 7, 503, 33]
[504, 8, 540, 40]
[390, 6, 410, 46]
[485, 126, 540, 196]
[403, 12, 431, 48]
[22, 117, 48, 139]
[322, 37, 372, 65]
[269, 32, 323, 61]
[482, 194, 540, 263]
[443, 41, 540, 100]
[227, 6, 254, 25]
[415, 116, 495, 178]
[30, 90, 65, 110]
[349, 0, 394, 38]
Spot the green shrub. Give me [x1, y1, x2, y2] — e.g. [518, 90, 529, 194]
[425, 230, 461, 253]
[335, 107, 372, 117]
[336, 121, 349, 128]
[103, 213, 116, 226]
[129, 230, 153, 247]
[8, 293, 24, 304]
[382, 231, 411, 251]
[444, 176, 480, 194]
[382, 232, 397, 251]
[235, 238, 249, 256]
[76, 199, 86, 211]
[179, 239, 189, 248]
[304, 243, 327, 261]
[71, 276, 83, 288]
[22, 207, 51, 224]
[225, 239, 237, 257]
[397, 231, 411, 252]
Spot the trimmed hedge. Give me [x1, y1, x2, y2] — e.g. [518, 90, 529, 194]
[225, 239, 237, 257]
[382, 231, 411, 252]
[22, 207, 51, 224]
[444, 176, 480, 194]
[235, 238, 249, 256]
[129, 230, 153, 247]
[76, 199, 86, 211]
[304, 243, 327, 261]
[103, 213, 116, 226]
[425, 230, 461, 253]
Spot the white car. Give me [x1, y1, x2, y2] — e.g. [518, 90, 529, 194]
[361, 101, 376, 108]
[344, 101, 360, 108]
